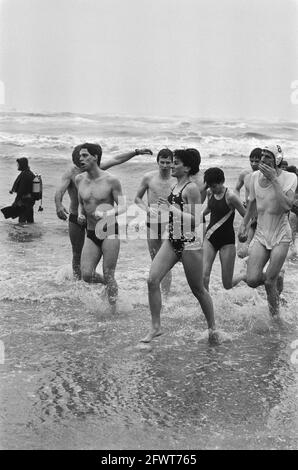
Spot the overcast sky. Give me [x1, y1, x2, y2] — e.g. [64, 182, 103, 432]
[0, 0, 298, 119]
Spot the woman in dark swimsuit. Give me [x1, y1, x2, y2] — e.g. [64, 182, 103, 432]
[141, 149, 218, 344]
[202, 167, 245, 291]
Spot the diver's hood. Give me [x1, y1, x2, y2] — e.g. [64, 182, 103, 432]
[17, 157, 29, 171]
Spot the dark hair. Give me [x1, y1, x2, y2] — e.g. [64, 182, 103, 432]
[286, 165, 298, 175]
[249, 148, 262, 160]
[173, 148, 200, 175]
[157, 148, 173, 162]
[281, 160, 288, 167]
[204, 167, 225, 187]
[80, 143, 103, 165]
[72, 145, 82, 167]
[186, 148, 201, 168]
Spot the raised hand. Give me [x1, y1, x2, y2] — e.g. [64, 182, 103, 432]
[259, 162, 277, 182]
[135, 148, 153, 156]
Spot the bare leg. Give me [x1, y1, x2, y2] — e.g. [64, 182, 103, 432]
[147, 237, 172, 295]
[246, 241, 270, 288]
[219, 244, 236, 289]
[289, 212, 297, 245]
[203, 239, 217, 291]
[141, 240, 178, 342]
[69, 221, 105, 283]
[182, 249, 216, 339]
[80, 237, 103, 283]
[102, 238, 120, 311]
[69, 220, 86, 279]
[264, 243, 290, 316]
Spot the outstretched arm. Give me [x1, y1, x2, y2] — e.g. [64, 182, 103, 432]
[100, 148, 152, 170]
[54, 169, 72, 220]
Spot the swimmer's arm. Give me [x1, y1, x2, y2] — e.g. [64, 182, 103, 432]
[100, 149, 152, 170]
[234, 171, 246, 196]
[113, 178, 126, 215]
[54, 168, 72, 219]
[169, 184, 201, 225]
[77, 191, 86, 224]
[241, 199, 256, 229]
[200, 189, 211, 222]
[271, 180, 295, 212]
[201, 206, 211, 224]
[227, 192, 246, 217]
[134, 175, 150, 213]
[199, 181, 207, 204]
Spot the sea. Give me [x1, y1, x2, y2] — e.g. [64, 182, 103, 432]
[0, 112, 298, 450]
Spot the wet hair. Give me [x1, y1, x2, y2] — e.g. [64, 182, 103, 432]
[286, 165, 298, 175]
[156, 148, 173, 162]
[80, 143, 103, 165]
[249, 148, 262, 160]
[72, 145, 82, 167]
[204, 167, 225, 187]
[173, 148, 200, 175]
[186, 148, 201, 168]
[280, 160, 288, 168]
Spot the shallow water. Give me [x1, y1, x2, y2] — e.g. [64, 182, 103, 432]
[1, 219, 298, 449]
[1, 115, 298, 449]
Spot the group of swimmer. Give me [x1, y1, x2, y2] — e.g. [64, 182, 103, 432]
[54, 143, 298, 344]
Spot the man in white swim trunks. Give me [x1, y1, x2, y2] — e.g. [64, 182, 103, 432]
[238, 144, 297, 316]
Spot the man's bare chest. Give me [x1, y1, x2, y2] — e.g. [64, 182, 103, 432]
[79, 179, 111, 201]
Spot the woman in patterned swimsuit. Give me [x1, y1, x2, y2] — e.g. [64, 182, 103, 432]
[141, 149, 218, 344]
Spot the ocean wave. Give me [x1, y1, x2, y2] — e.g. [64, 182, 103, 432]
[238, 132, 273, 140]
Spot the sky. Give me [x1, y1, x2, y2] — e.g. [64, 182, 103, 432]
[0, 0, 298, 120]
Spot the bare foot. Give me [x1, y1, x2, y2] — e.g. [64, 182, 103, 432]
[140, 328, 163, 343]
[93, 273, 106, 284]
[208, 329, 221, 345]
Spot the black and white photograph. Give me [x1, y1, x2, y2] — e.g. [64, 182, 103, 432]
[0, 0, 298, 452]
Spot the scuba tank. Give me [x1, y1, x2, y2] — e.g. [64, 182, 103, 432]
[32, 174, 43, 211]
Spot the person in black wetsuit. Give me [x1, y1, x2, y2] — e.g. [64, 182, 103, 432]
[10, 157, 35, 223]
[141, 149, 218, 344]
[202, 167, 245, 291]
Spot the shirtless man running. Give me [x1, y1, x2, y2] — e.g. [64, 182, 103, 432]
[55, 144, 152, 278]
[76, 143, 126, 312]
[134, 149, 174, 294]
[238, 145, 297, 316]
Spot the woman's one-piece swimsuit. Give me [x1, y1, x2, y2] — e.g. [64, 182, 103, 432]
[206, 189, 235, 252]
[167, 182, 202, 259]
